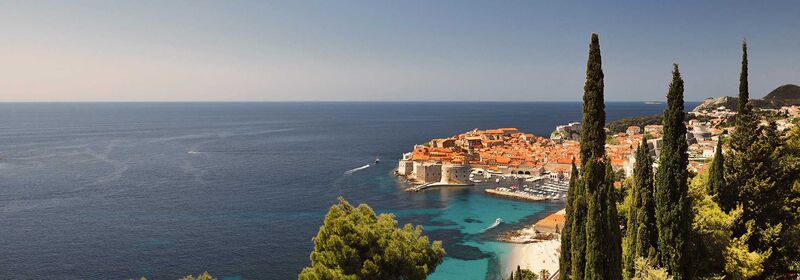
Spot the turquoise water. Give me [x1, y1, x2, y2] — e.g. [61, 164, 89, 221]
[385, 185, 563, 280]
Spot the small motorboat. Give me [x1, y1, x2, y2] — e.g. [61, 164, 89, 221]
[375, 156, 380, 164]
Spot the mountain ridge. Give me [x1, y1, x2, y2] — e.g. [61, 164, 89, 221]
[692, 84, 800, 112]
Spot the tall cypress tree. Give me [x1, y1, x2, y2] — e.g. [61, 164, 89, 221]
[579, 34, 606, 165]
[559, 160, 578, 280]
[624, 140, 657, 279]
[724, 40, 757, 212]
[737, 40, 748, 113]
[568, 32, 603, 280]
[706, 140, 728, 207]
[564, 33, 620, 280]
[654, 64, 692, 279]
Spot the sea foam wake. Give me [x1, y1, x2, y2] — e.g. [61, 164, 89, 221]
[344, 164, 370, 175]
[483, 218, 503, 232]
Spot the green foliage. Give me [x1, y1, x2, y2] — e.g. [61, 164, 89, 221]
[509, 265, 538, 280]
[624, 140, 657, 279]
[688, 173, 771, 279]
[617, 177, 634, 224]
[562, 33, 621, 280]
[579, 33, 606, 166]
[706, 141, 728, 207]
[179, 272, 217, 280]
[722, 41, 800, 277]
[298, 197, 445, 280]
[723, 225, 768, 280]
[726, 121, 800, 277]
[654, 64, 693, 279]
[738, 40, 749, 113]
[630, 258, 672, 280]
[559, 161, 578, 280]
[539, 269, 550, 280]
[606, 115, 661, 134]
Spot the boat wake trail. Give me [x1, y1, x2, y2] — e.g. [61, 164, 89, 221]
[344, 164, 370, 176]
[483, 218, 503, 232]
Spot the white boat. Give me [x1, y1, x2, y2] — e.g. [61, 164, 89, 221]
[483, 218, 503, 232]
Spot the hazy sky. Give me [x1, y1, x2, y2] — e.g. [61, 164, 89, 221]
[1, 0, 798, 102]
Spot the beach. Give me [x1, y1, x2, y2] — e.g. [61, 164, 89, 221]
[498, 210, 565, 277]
[506, 234, 561, 276]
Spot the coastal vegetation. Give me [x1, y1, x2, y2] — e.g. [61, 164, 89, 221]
[508, 265, 538, 280]
[623, 140, 657, 279]
[298, 197, 444, 280]
[561, 33, 622, 280]
[564, 37, 800, 279]
[719, 41, 800, 278]
[653, 64, 693, 279]
[294, 35, 800, 280]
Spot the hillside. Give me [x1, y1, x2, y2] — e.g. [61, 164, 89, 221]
[764, 84, 800, 105]
[692, 84, 800, 112]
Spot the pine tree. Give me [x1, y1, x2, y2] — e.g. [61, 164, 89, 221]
[654, 64, 692, 279]
[734, 122, 799, 277]
[722, 41, 800, 277]
[559, 160, 578, 280]
[624, 140, 657, 279]
[706, 140, 727, 207]
[298, 197, 445, 280]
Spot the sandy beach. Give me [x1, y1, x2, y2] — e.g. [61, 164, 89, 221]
[506, 236, 561, 276]
[498, 219, 563, 277]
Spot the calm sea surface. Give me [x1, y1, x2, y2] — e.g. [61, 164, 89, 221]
[0, 102, 694, 280]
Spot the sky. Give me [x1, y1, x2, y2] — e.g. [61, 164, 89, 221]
[0, 0, 798, 102]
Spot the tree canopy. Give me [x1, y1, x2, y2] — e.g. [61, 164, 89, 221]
[298, 197, 445, 280]
[654, 64, 692, 279]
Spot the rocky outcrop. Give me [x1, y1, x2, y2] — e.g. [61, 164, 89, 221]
[692, 96, 740, 112]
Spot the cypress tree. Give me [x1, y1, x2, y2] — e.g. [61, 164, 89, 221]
[624, 140, 657, 279]
[559, 160, 578, 280]
[568, 33, 620, 280]
[654, 64, 692, 279]
[568, 171, 587, 280]
[579, 34, 606, 165]
[724, 40, 757, 212]
[604, 161, 623, 280]
[737, 40, 748, 113]
[723, 41, 800, 276]
[567, 32, 606, 280]
[706, 140, 728, 207]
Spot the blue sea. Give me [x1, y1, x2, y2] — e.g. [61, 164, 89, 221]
[0, 102, 692, 280]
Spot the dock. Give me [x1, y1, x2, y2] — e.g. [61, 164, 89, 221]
[484, 188, 550, 202]
[405, 182, 473, 192]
